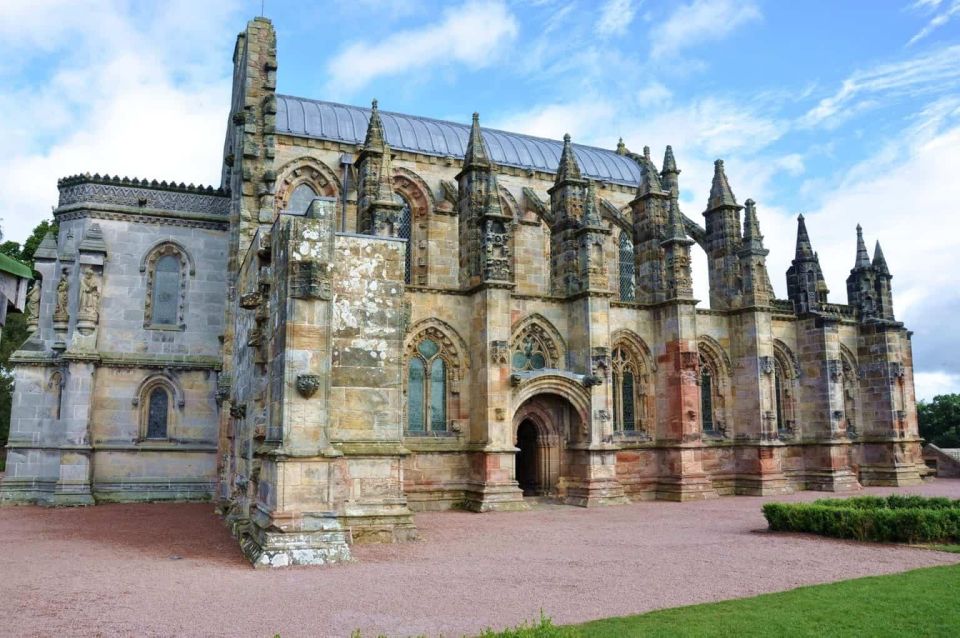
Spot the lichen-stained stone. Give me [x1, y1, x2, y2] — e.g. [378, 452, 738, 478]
[0, 15, 925, 571]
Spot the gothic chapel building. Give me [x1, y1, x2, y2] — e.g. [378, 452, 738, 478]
[1, 18, 924, 566]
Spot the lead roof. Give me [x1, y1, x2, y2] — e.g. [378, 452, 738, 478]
[275, 95, 645, 186]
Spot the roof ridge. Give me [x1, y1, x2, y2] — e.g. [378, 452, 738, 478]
[275, 94, 630, 158]
[56, 173, 229, 196]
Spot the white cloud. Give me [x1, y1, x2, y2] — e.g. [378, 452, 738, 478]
[907, 0, 960, 46]
[635, 81, 671, 107]
[650, 0, 761, 61]
[0, 1, 239, 245]
[596, 0, 636, 37]
[915, 371, 960, 401]
[800, 45, 960, 128]
[324, 0, 518, 94]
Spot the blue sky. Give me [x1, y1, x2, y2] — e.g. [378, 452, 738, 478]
[0, 0, 958, 399]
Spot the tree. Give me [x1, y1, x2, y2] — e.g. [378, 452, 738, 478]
[0, 219, 58, 462]
[918, 394, 960, 448]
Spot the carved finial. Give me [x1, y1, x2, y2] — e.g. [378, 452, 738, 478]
[707, 158, 739, 210]
[363, 98, 386, 152]
[854, 224, 870, 269]
[743, 199, 764, 250]
[873, 240, 889, 275]
[795, 214, 814, 260]
[616, 137, 627, 155]
[555, 132, 581, 184]
[463, 111, 490, 168]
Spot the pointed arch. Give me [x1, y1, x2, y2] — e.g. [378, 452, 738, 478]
[698, 336, 732, 436]
[391, 168, 433, 285]
[403, 319, 468, 434]
[393, 166, 435, 213]
[610, 329, 655, 435]
[141, 242, 192, 329]
[498, 185, 519, 220]
[133, 373, 183, 441]
[510, 313, 567, 370]
[274, 156, 341, 214]
[839, 344, 862, 435]
[772, 340, 801, 437]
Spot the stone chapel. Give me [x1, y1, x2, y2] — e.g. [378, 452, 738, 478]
[0, 18, 924, 567]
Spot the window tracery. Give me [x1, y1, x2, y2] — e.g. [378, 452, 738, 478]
[404, 324, 465, 434]
[618, 231, 635, 301]
[611, 346, 648, 433]
[510, 316, 564, 372]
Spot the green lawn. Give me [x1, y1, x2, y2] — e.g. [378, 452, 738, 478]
[478, 563, 960, 637]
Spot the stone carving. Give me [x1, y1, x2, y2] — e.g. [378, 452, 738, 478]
[582, 374, 603, 388]
[296, 374, 322, 399]
[489, 340, 509, 365]
[77, 268, 101, 323]
[289, 261, 332, 300]
[25, 282, 40, 332]
[57, 174, 229, 215]
[229, 403, 247, 419]
[591, 347, 611, 377]
[53, 269, 70, 322]
[827, 359, 842, 383]
[759, 356, 774, 375]
[239, 292, 262, 309]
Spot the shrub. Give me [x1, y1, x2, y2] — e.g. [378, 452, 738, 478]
[762, 497, 960, 544]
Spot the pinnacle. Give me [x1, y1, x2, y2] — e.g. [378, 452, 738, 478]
[854, 223, 871, 269]
[794, 213, 814, 260]
[363, 98, 386, 152]
[706, 158, 739, 210]
[554, 132, 582, 184]
[663, 197, 687, 242]
[662, 145, 678, 174]
[583, 180, 602, 227]
[463, 111, 491, 168]
[873, 241, 889, 274]
[743, 199, 763, 245]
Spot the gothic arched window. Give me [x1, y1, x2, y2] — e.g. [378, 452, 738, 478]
[611, 347, 638, 432]
[152, 255, 181, 326]
[143, 243, 191, 330]
[395, 194, 413, 284]
[407, 337, 447, 433]
[700, 355, 716, 433]
[618, 231, 635, 301]
[146, 387, 170, 439]
[287, 183, 318, 214]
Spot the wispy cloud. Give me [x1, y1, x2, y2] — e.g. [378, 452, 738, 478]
[0, 0, 239, 243]
[595, 0, 636, 37]
[650, 0, 761, 60]
[324, 0, 518, 94]
[907, 0, 960, 46]
[800, 45, 960, 128]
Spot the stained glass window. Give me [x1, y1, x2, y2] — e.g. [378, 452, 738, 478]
[407, 336, 448, 433]
[619, 232, 635, 301]
[622, 370, 636, 431]
[512, 336, 548, 371]
[146, 387, 169, 439]
[152, 255, 180, 325]
[407, 358, 425, 432]
[288, 184, 317, 214]
[611, 347, 642, 433]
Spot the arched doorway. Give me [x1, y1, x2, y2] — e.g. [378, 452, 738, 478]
[513, 392, 582, 498]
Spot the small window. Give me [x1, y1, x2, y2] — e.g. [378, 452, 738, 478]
[152, 255, 180, 325]
[146, 387, 169, 439]
[395, 195, 412, 284]
[288, 184, 318, 214]
[700, 357, 715, 433]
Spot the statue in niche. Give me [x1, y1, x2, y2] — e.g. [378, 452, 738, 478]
[25, 282, 41, 326]
[78, 268, 101, 322]
[54, 270, 70, 320]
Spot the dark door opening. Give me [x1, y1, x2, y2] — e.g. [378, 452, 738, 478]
[516, 419, 539, 496]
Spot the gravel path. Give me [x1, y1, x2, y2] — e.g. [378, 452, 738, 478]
[1, 480, 958, 638]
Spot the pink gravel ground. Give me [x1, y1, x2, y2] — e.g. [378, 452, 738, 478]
[1, 480, 959, 638]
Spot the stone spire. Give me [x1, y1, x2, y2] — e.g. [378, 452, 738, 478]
[854, 224, 871, 269]
[660, 145, 680, 198]
[582, 180, 602, 228]
[786, 214, 827, 313]
[873, 241, 889, 275]
[363, 99, 386, 152]
[741, 199, 764, 252]
[464, 112, 491, 169]
[662, 197, 687, 243]
[355, 100, 403, 236]
[555, 133, 582, 185]
[637, 161, 666, 197]
[794, 214, 814, 260]
[706, 159, 738, 210]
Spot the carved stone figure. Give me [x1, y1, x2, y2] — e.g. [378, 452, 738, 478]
[78, 268, 101, 322]
[53, 270, 69, 321]
[25, 282, 41, 330]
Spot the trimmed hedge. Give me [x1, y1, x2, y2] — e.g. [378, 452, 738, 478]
[762, 496, 960, 544]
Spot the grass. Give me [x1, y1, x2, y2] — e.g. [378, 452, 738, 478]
[474, 564, 960, 637]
